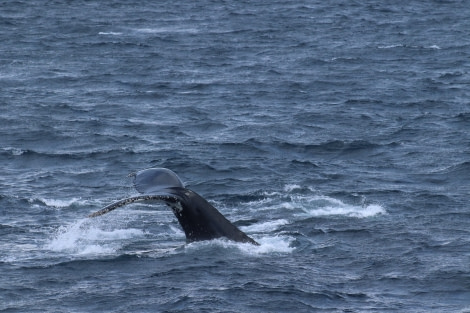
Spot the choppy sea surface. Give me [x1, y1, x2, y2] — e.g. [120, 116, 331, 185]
[1, 1, 469, 312]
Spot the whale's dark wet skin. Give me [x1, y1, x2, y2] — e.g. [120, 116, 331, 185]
[89, 168, 259, 245]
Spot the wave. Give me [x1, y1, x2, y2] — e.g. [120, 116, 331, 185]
[135, 27, 201, 35]
[253, 138, 386, 154]
[248, 187, 386, 219]
[35, 182, 385, 261]
[45, 216, 294, 259]
[0, 145, 147, 160]
[46, 218, 146, 256]
[241, 219, 289, 233]
[424, 161, 470, 188]
[454, 112, 470, 122]
[377, 44, 441, 50]
[184, 235, 295, 255]
[36, 197, 85, 208]
[98, 31, 123, 36]
[1, 147, 27, 156]
[295, 195, 386, 218]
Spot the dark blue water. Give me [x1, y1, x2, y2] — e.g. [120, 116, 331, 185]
[1, 1, 469, 312]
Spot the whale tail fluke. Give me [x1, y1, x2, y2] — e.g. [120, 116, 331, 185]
[88, 168, 259, 245]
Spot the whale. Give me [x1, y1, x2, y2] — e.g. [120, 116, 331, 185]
[88, 168, 259, 245]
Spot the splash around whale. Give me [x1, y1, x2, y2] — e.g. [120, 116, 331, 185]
[88, 168, 259, 245]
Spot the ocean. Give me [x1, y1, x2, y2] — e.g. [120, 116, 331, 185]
[1, 1, 469, 312]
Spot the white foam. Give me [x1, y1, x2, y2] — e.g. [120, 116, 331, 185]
[241, 219, 289, 233]
[254, 189, 386, 218]
[240, 235, 295, 255]
[38, 197, 83, 208]
[46, 219, 145, 256]
[377, 44, 441, 50]
[98, 31, 123, 36]
[377, 44, 403, 49]
[273, 202, 297, 210]
[283, 184, 301, 192]
[76, 244, 116, 255]
[297, 196, 386, 218]
[136, 27, 199, 34]
[184, 235, 295, 255]
[2, 147, 25, 155]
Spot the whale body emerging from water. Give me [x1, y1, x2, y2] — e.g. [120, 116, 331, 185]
[88, 168, 259, 245]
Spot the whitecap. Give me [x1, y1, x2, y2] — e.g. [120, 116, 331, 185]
[98, 31, 123, 36]
[377, 44, 404, 49]
[185, 235, 295, 255]
[241, 219, 289, 233]
[297, 195, 386, 218]
[2, 147, 26, 156]
[136, 27, 200, 34]
[283, 184, 301, 192]
[37, 197, 83, 208]
[253, 188, 386, 218]
[46, 219, 145, 256]
[240, 235, 295, 255]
